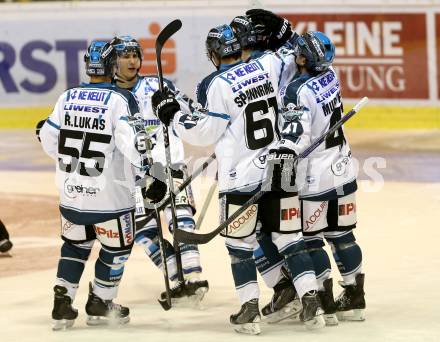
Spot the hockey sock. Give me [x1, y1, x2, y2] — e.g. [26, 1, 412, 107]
[272, 232, 317, 299]
[94, 246, 131, 300]
[254, 232, 284, 288]
[56, 241, 93, 299]
[171, 216, 202, 277]
[327, 232, 362, 285]
[304, 238, 331, 291]
[226, 242, 259, 305]
[135, 224, 178, 280]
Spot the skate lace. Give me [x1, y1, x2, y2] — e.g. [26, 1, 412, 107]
[106, 301, 122, 312]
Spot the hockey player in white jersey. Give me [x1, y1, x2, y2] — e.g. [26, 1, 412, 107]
[39, 41, 160, 330]
[277, 31, 365, 323]
[152, 24, 325, 334]
[230, 12, 303, 323]
[110, 35, 208, 304]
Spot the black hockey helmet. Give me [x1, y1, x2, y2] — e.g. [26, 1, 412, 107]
[84, 41, 116, 77]
[206, 24, 241, 62]
[230, 16, 257, 49]
[293, 31, 335, 73]
[111, 35, 143, 61]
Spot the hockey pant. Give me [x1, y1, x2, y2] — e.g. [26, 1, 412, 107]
[56, 212, 135, 301]
[135, 205, 202, 281]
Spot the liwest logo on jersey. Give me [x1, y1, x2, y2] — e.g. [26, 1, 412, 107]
[0, 22, 176, 96]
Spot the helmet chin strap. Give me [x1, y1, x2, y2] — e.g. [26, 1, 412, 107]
[114, 72, 138, 89]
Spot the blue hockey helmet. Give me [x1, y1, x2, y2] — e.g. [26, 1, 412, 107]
[111, 35, 143, 60]
[206, 24, 241, 62]
[293, 31, 335, 73]
[84, 41, 116, 77]
[230, 16, 257, 49]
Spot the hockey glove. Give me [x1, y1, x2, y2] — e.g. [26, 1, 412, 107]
[141, 162, 168, 204]
[35, 119, 46, 142]
[142, 178, 168, 204]
[246, 9, 293, 51]
[152, 88, 181, 126]
[267, 142, 297, 193]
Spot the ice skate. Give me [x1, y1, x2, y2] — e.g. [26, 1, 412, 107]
[318, 278, 339, 326]
[230, 299, 261, 335]
[0, 239, 12, 256]
[299, 291, 325, 330]
[262, 277, 302, 323]
[85, 283, 130, 326]
[159, 279, 209, 307]
[335, 273, 366, 321]
[51, 285, 78, 331]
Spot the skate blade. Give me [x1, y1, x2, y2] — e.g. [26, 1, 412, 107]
[304, 314, 326, 330]
[264, 300, 302, 324]
[323, 313, 339, 326]
[336, 309, 365, 321]
[86, 315, 130, 326]
[52, 319, 75, 331]
[232, 322, 261, 335]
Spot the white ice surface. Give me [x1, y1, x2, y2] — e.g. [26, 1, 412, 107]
[1, 178, 440, 342]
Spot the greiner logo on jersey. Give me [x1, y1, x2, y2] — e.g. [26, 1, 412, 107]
[64, 179, 101, 199]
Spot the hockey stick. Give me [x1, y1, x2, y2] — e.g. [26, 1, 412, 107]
[195, 173, 218, 230]
[155, 19, 185, 285]
[174, 97, 369, 245]
[154, 207, 172, 310]
[135, 152, 217, 228]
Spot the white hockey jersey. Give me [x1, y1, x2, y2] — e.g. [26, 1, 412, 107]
[39, 82, 149, 224]
[172, 50, 296, 194]
[279, 67, 357, 200]
[131, 76, 193, 168]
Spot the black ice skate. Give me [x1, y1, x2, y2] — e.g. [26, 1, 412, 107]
[85, 282, 130, 326]
[335, 273, 366, 321]
[51, 285, 78, 331]
[318, 278, 339, 326]
[230, 299, 261, 335]
[262, 277, 302, 323]
[159, 279, 209, 308]
[299, 291, 325, 330]
[0, 239, 12, 255]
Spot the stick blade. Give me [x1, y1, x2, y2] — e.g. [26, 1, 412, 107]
[156, 19, 182, 49]
[174, 227, 213, 245]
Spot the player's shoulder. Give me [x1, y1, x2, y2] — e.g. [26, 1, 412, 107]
[135, 75, 176, 92]
[196, 68, 230, 107]
[283, 73, 314, 105]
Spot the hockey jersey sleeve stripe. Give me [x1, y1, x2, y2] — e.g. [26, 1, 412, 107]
[207, 111, 230, 120]
[47, 118, 60, 130]
[104, 91, 112, 105]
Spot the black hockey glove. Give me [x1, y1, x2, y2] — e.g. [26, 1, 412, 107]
[152, 88, 180, 126]
[35, 119, 46, 142]
[267, 143, 297, 193]
[142, 178, 168, 204]
[246, 9, 293, 51]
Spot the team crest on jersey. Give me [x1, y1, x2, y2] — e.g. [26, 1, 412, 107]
[331, 156, 351, 176]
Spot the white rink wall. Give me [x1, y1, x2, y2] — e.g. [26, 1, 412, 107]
[1, 0, 440, 108]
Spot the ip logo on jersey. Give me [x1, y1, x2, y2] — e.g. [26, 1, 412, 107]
[339, 202, 356, 216]
[281, 208, 300, 220]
